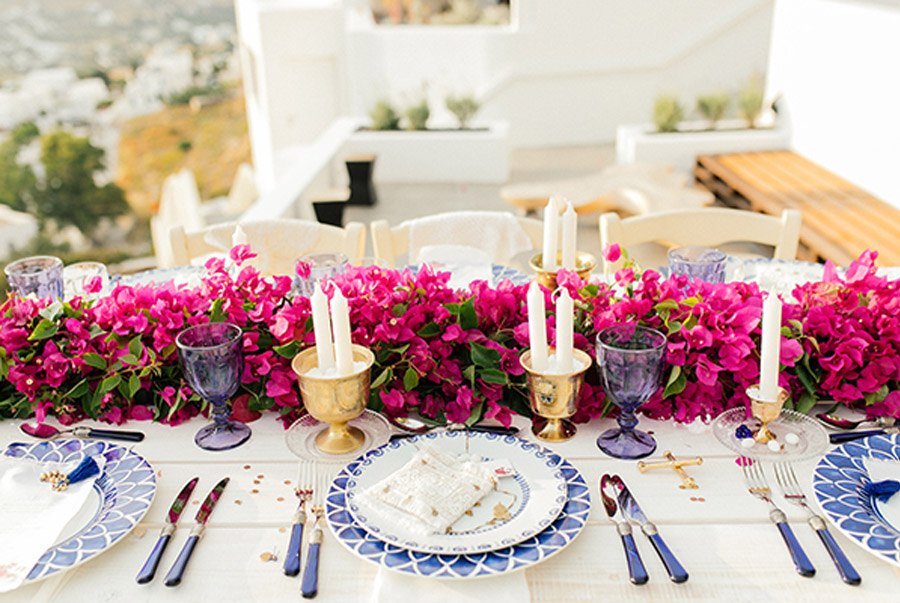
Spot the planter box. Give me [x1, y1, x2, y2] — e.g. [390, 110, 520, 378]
[616, 119, 791, 172]
[342, 122, 510, 183]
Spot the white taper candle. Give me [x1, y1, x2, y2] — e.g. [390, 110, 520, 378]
[311, 284, 335, 371]
[541, 196, 560, 271]
[232, 224, 248, 247]
[555, 288, 574, 373]
[527, 282, 549, 372]
[331, 288, 355, 376]
[561, 201, 577, 270]
[759, 293, 782, 401]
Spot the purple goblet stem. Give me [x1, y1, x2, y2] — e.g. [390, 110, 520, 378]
[617, 404, 640, 433]
[210, 399, 230, 429]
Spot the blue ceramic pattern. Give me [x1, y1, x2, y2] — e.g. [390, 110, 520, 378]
[812, 433, 900, 568]
[3, 439, 156, 582]
[345, 432, 566, 553]
[327, 432, 590, 578]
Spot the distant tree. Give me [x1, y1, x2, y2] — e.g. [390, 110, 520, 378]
[11, 122, 39, 146]
[0, 140, 37, 213]
[35, 131, 128, 241]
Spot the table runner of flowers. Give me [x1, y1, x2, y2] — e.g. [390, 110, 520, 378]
[1, 246, 897, 428]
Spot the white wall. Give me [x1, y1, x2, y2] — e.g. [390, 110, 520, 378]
[345, 0, 774, 147]
[767, 0, 900, 207]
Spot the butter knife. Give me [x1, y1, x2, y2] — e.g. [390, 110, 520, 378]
[830, 427, 899, 444]
[613, 475, 689, 583]
[600, 474, 648, 585]
[164, 477, 229, 587]
[136, 476, 199, 584]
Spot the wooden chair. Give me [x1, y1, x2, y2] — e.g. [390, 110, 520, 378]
[372, 212, 543, 268]
[168, 219, 366, 275]
[599, 207, 802, 273]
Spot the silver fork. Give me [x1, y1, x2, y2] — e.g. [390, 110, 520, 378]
[774, 462, 861, 585]
[741, 460, 816, 577]
[301, 467, 326, 599]
[284, 461, 314, 576]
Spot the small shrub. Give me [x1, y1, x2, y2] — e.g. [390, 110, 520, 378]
[696, 92, 730, 129]
[370, 100, 400, 131]
[653, 95, 684, 133]
[445, 95, 480, 129]
[178, 139, 193, 152]
[404, 99, 430, 131]
[738, 76, 765, 128]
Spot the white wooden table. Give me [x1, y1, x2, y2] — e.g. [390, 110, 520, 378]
[2, 415, 898, 602]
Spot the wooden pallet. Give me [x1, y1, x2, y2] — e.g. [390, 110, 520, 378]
[695, 151, 900, 265]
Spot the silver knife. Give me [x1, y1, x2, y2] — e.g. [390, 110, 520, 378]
[599, 474, 648, 585]
[136, 476, 199, 584]
[163, 477, 229, 587]
[613, 475, 689, 583]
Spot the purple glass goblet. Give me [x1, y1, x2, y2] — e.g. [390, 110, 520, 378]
[4, 256, 64, 299]
[176, 322, 251, 451]
[595, 324, 667, 459]
[668, 246, 727, 283]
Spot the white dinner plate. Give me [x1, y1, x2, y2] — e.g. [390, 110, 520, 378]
[345, 431, 567, 554]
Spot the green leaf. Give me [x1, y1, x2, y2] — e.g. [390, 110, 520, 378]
[471, 342, 501, 368]
[445, 302, 461, 316]
[462, 365, 476, 386]
[795, 391, 818, 414]
[370, 368, 392, 390]
[119, 354, 139, 366]
[479, 368, 508, 385]
[128, 374, 141, 398]
[28, 319, 58, 341]
[666, 321, 683, 335]
[417, 322, 441, 338]
[209, 298, 226, 323]
[392, 303, 408, 317]
[128, 336, 143, 358]
[66, 379, 89, 399]
[403, 367, 419, 391]
[85, 389, 102, 419]
[273, 341, 301, 359]
[465, 400, 485, 426]
[82, 353, 107, 370]
[796, 363, 818, 396]
[459, 298, 477, 330]
[99, 375, 122, 395]
[662, 366, 687, 398]
[655, 299, 679, 311]
[389, 344, 410, 355]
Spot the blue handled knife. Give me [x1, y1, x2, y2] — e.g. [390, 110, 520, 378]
[613, 475, 689, 583]
[136, 476, 199, 584]
[163, 477, 229, 587]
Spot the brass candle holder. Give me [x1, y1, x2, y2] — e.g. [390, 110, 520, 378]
[291, 344, 375, 455]
[530, 251, 597, 290]
[520, 348, 592, 442]
[747, 384, 789, 444]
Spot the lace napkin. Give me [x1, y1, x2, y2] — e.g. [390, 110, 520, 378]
[0, 454, 103, 592]
[357, 446, 497, 536]
[865, 457, 900, 529]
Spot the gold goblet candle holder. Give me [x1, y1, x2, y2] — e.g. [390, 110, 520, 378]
[530, 252, 597, 290]
[746, 384, 789, 444]
[520, 348, 592, 442]
[291, 344, 375, 455]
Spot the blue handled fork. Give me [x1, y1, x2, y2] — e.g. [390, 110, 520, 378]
[284, 462, 314, 577]
[742, 460, 816, 578]
[301, 468, 325, 599]
[773, 462, 861, 585]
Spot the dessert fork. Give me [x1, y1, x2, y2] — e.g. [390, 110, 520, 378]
[773, 462, 861, 585]
[741, 460, 815, 577]
[284, 461, 314, 576]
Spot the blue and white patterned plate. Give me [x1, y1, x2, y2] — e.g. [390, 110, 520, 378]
[345, 431, 567, 554]
[3, 439, 156, 583]
[812, 434, 900, 568]
[326, 432, 591, 579]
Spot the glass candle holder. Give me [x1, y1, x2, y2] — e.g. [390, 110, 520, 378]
[63, 261, 109, 300]
[668, 246, 727, 283]
[4, 256, 64, 299]
[293, 252, 349, 297]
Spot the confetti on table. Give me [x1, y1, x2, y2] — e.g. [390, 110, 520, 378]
[234, 499, 243, 505]
[260, 551, 277, 562]
[243, 465, 252, 470]
[251, 489, 259, 494]
[276, 497, 284, 502]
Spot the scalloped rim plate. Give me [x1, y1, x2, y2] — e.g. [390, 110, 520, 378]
[344, 431, 567, 554]
[325, 431, 591, 579]
[3, 439, 156, 585]
[812, 434, 900, 568]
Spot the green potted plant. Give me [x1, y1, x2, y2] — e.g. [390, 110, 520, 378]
[404, 99, 430, 131]
[652, 95, 684, 133]
[370, 99, 400, 130]
[445, 94, 480, 129]
[696, 92, 730, 130]
[738, 76, 764, 129]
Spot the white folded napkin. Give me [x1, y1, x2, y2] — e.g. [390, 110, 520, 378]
[356, 446, 497, 536]
[417, 245, 494, 289]
[865, 457, 900, 530]
[204, 220, 322, 275]
[405, 212, 533, 266]
[0, 454, 102, 592]
[370, 568, 529, 603]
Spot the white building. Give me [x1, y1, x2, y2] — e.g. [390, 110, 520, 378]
[58, 77, 110, 124]
[112, 43, 194, 120]
[0, 205, 38, 257]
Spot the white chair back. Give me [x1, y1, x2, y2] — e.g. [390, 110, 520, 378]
[168, 219, 365, 275]
[599, 208, 802, 273]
